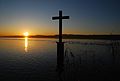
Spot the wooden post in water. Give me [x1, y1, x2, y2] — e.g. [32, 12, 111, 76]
[52, 10, 70, 71]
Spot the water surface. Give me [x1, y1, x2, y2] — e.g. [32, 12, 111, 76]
[0, 38, 120, 81]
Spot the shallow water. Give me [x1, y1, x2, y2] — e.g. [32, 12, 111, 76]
[0, 38, 120, 81]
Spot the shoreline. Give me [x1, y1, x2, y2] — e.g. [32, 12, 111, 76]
[0, 35, 120, 40]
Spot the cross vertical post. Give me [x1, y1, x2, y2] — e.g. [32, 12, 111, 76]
[59, 11, 62, 43]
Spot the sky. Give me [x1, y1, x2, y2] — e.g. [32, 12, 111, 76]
[0, 0, 120, 35]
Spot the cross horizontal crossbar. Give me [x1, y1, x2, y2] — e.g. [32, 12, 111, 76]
[52, 16, 69, 20]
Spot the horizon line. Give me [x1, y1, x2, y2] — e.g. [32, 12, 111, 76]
[0, 34, 120, 36]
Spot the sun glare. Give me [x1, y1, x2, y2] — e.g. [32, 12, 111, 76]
[23, 32, 29, 37]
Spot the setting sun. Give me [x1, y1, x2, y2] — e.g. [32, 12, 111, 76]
[23, 32, 29, 36]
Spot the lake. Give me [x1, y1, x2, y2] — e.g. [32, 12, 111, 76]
[0, 38, 120, 81]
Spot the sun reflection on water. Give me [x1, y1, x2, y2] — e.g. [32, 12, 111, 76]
[25, 37, 28, 52]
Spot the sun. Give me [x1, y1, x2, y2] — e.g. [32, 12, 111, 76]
[23, 32, 29, 36]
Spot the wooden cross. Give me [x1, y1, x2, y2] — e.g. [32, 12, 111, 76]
[52, 10, 70, 43]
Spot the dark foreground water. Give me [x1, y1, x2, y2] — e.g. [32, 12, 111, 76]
[0, 38, 120, 81]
